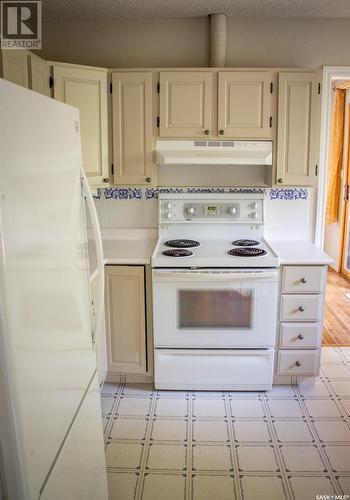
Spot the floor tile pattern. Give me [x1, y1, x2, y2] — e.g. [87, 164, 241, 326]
[102, 348, 350, 499]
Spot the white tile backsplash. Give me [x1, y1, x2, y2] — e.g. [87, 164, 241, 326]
[93, 188, 316, 242]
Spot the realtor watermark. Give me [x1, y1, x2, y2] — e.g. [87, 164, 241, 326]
[1, 1, 41, 49]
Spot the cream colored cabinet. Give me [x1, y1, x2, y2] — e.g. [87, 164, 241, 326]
[112, 72, 154, 185]
[275, 265, 326, 382]
[91, 274, 107, 386]
[159, 71, 213, 137]
[53, 63, 109, 188]
[276, 72, 320, 186]
[29, 54, 50, 96]
[2, 49, 29, 88]
[218, 71, 273, 138]
[106, 266, 147, 376]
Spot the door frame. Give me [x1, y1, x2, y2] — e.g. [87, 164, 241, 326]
[315, 66, 350, 248]
[340, 106, 350, 279]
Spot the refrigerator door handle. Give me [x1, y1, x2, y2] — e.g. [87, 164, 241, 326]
[80, 168, 105, 343]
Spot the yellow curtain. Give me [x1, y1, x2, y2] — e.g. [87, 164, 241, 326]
[326, 88, 346, 225]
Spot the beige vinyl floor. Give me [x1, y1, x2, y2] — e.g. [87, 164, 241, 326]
[101, 347, 350, 500]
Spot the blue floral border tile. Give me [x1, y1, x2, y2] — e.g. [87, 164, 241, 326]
[269, 188, 308, 200]
[96, 187, 308, 201]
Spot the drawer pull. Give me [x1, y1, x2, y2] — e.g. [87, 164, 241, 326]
[301, 278, 307, 284]
[204, 129, 210, 135]
[295, 361, 302, 367]
[297, 334, 304, 340]
[298, 306, 305, 312]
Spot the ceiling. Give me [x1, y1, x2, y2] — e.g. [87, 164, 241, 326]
[42, 0, 350, 21]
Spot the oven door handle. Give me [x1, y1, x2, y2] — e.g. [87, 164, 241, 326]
[152, 270, 278, 282]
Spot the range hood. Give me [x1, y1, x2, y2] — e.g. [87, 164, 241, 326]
[156, 140, 273, 166]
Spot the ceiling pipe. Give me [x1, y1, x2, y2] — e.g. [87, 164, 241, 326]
[209, 13, 227, 67]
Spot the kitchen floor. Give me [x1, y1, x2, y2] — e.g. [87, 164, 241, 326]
[101, 347, 350, 500]
[323, 268, 350, 346]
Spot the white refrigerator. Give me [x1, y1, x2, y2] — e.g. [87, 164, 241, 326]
[0, 79, 108, 500]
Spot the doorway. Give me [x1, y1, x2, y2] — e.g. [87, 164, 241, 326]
[318, 71, 350, 346]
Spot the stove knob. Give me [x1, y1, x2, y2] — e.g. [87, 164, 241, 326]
[187, 207, 195, 215]
[166, 212, 172, 219]
[251, 212, 259, 219]
[229, 207, 237, 215]
[166, 202, 172, 209]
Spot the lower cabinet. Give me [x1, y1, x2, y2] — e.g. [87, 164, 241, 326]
[105, 265, 153, 382]
[91, 273, 108, 386]
[275, 264, 327, 382]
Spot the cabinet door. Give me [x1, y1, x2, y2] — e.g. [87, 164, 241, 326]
[53, 64, 109, 188]
[106, 266, 147, 375]
[91, 275, 108, 386]
[218, 71, 273, 138]
[2, 50, 29, 87]
[276, 72, 320, 186]
[159, 71, 213, 137]
[29, 54, 50, 96]
[112, 72, 153, 185]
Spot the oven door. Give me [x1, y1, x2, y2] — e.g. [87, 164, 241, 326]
[152, 269, 278, 348]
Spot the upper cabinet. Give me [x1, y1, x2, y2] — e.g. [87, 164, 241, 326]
[29, 54, 50, 96]
[158, 70, 274, 139]
[276, 72, 320, 186]
[53, 64, 109, 188]
[159, 71, 213, 137]
[2, 50, 29, 88]
[218, 72, 273, 138]
[111, 72, 154, 185]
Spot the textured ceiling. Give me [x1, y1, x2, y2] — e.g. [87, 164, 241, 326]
[42, 0, 350, 21]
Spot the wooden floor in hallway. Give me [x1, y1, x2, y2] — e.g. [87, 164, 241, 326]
[323, 267, 350, 346]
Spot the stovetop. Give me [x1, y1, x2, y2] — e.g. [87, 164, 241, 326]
[152, 194, 279, 269]
[152, 237, 279, 268]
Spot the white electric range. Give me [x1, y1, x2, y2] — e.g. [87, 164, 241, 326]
[151, 193, 280, 391]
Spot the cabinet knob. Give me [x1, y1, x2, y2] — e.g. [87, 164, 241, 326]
[298, 306, 305, 312]
[146, 177, 151, 183]
[219, 129, 224, 135]
[295, 361, 302, 367]
[297, 334, 304, 340]
[204, 129, 210, 135]
[277, 178, 283, 183]
[301, 277, 307, 284]
[103, 177, 109, 183]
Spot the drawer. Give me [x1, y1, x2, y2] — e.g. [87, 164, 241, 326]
[280, 294, 323, 322]
[154, 349, 274, 390]
[277, 349, 320, 376]
[282, 266, 326, 294]
[280, 323, 321, 348]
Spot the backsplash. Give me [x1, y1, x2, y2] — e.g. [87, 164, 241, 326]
[93, 187, 308, 201]
[93, 187, 315, 241]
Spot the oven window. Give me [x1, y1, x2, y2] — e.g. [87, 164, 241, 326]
[178, 289, 253, 329]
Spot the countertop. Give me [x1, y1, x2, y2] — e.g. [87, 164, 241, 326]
[89, 236, 332, 281]
[89, 238, 156, 281]
[267, 240, 333, 266]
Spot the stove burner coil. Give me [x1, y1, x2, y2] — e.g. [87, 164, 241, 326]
[162, 249, 194, 257]
[232, 239, 260, 247]
[164, 239, 200, 249]
[228, 247, 267, 257]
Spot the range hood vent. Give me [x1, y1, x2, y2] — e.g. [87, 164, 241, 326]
[156, 140, 273, 166]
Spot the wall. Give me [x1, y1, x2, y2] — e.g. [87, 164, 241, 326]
[93, 187, 316, 241]
[39, 17, 350, 68]
[324, 88, 350, 270]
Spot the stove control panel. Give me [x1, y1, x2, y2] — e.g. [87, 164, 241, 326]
[184, 203, 241, 219]
[160, 196, 264, 224]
